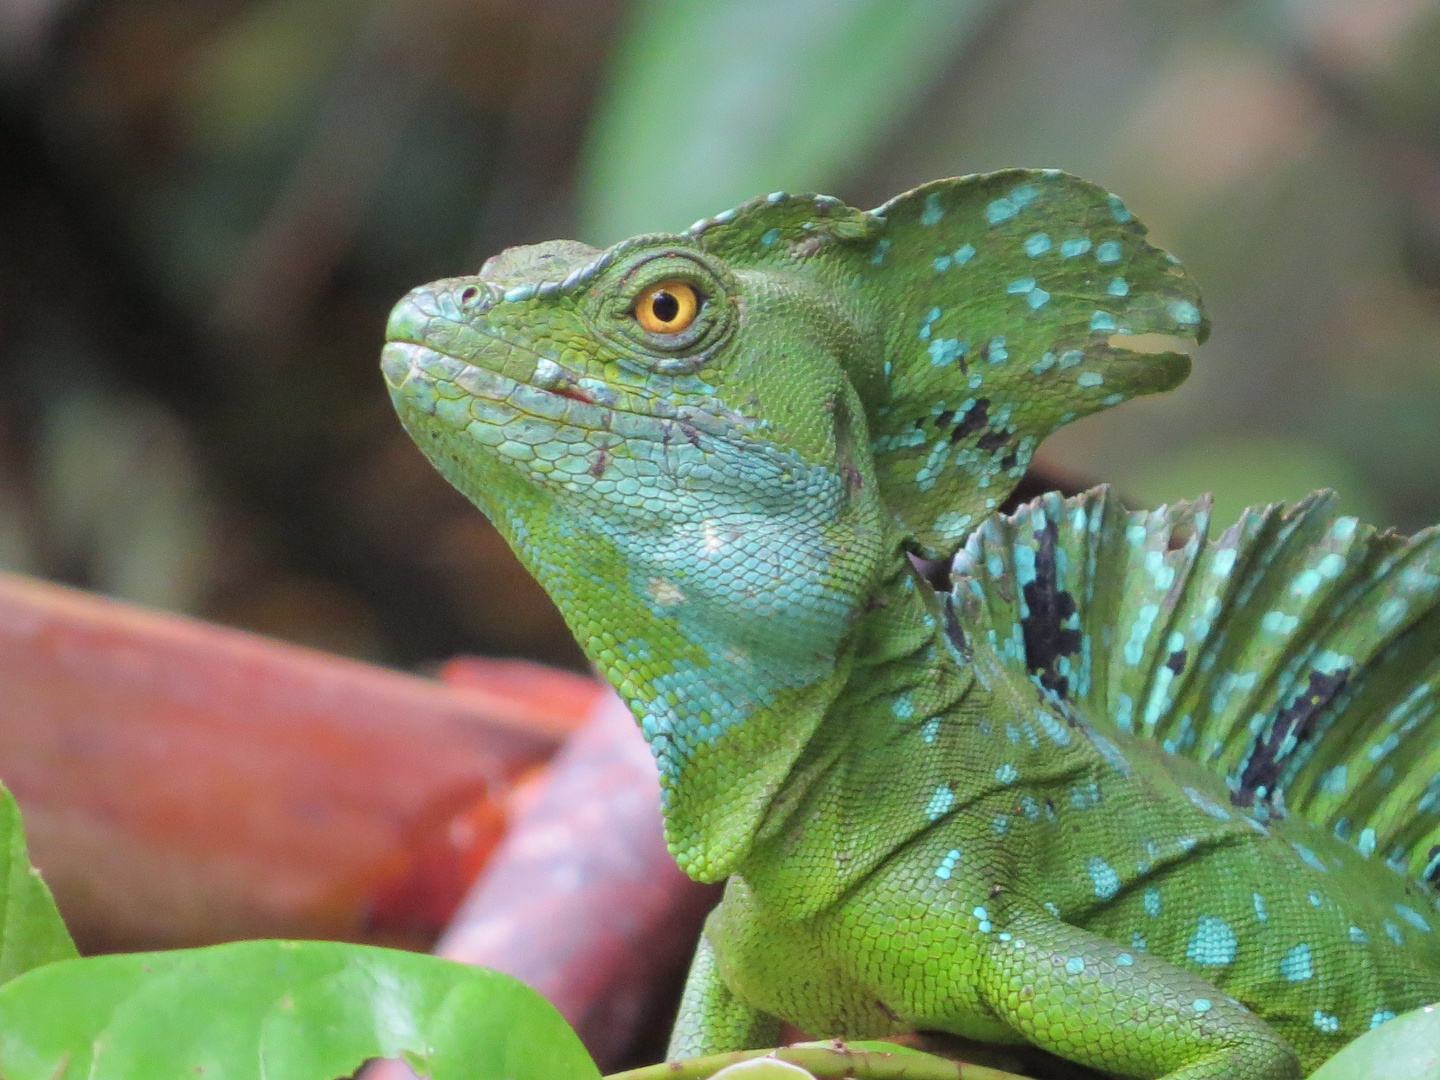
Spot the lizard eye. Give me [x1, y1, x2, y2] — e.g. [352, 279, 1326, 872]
[634, 280, 699, 335]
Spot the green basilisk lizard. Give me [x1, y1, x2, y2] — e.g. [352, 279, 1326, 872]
[381, 170, 1440, 1079]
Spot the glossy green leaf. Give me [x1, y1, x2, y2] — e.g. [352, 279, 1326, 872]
[0, 782, 78, 983]
[1309, 1003, 1440, 1080]
[0, 939, 601, 1080]
[579, 0, 1003, 243]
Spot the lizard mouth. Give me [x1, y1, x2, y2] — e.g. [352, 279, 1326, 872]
[382, 280, 753, 451]
[382, 339, 623, 435]
[381, 336, 749, 469]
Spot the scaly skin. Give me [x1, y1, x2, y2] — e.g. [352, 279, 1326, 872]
[381, 171, 1440, 1079]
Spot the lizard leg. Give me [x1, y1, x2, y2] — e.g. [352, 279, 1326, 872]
[668, 932, 781, 1059]
[975, 910, 1301, 1080]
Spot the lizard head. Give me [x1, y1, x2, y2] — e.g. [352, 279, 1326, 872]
[382, 170, 1207, 877]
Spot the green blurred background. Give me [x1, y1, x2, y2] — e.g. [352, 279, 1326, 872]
[0, 0, 1437, 670]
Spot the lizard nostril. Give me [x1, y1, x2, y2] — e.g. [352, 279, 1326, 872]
[460, 285, 480, 306]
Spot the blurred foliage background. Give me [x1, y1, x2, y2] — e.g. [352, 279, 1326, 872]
[0, 0, 1437, 670]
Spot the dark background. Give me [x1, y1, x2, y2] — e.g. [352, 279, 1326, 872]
[1, 0, 1437, 672]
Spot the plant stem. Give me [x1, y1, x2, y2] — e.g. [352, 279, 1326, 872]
[603, 1043, 1035, 1080]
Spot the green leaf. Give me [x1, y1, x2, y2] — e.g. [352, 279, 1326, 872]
[1309, 1004, 1440, 1080]
[0, 939, 601, 1080]
[578, 0, 1004, 243]
[0, 781, 79, 983]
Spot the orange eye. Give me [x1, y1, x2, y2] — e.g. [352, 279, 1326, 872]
[634, 280, 699, 334]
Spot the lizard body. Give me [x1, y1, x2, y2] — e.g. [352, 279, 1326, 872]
[381, 171, 1440, 1079]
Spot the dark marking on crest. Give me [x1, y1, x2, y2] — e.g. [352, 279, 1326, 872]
[950, 398, 991, 444]
[875, 998, 901, 1023]
[1166, 650, 1187, 676]
[1232, 667, 1351, 809]
[1426, 846, 1440, 885]
[1020, 518, 1082, 699]
[935, 409, 955, 429]
[943, 593, 968, 656]
[977, 429, 1010, 453]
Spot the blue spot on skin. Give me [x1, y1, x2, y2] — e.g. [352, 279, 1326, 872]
[1292, 570, 1322, 596]
[1371, 1010, 1396, 1029]
[1313, 1011, 1339, 1034]
[760, 228, 781, 246]
[1262, 611, 1299, 635]
[1124, 604, 1159, 665]
[920, 717, 940, 743]
[1090, 310, 1117, 332]
[1169, 299, 1202, 325]
[934, 255, 952, 271]
[871, 238, 891, 264]
[1379, 597, 1409, 629]
[988, 336, 1008, 362]
[1077, 372, 1104, 388]
[922, 192, 944, 226]
[1060, 237, 1091, 257]
[1011, 185, 1039, 206]
[1359, 827, 1377, 856]
[955, 243, 976, 264]
[986, 198, 1018, 225]
[928, 338, 967, 367]
[1101, 392, 1124, 406]
[1116, 953, 1133, 966]
[1024, 233, 1052, 256]
[1385, 920, 1404, 946]
[1108, 193, 1132, 222]
[1396, 904, 1432, 932]
[1309, 891, 1322, 907]
[1007, 277, 1036, 294]
[1144, 887, 1161, 917]
[1107, 277, 1129, 297]
[1065, 956, 1085, 975]
[935, 849, 961, 879]
[1350, 925, 1369, 944]
[1280, 943, 1313, 981]
[1193, 999, 1212, 1014]
[1087, 857, 1121, 900]
[1096, 240, 1122, 264]
[1027, 288, 1051, 309]
[1333, 517, 1358, 540]
[996, 763, 1019, 784]
[892, 693, 915, 718]
[1116, 693, 1134, 732]
[925, 784, 954, 821]
[1291, 842, 1328, 873]
[991, 815, 1010, 834]
[1253, 892, 1268, 921]
[1187, 916, 1238, 965]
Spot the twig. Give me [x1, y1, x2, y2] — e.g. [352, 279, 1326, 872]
[604, 1043, 1034, 1080]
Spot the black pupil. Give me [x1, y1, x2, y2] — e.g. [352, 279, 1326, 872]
[651, 289, 680, 323]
